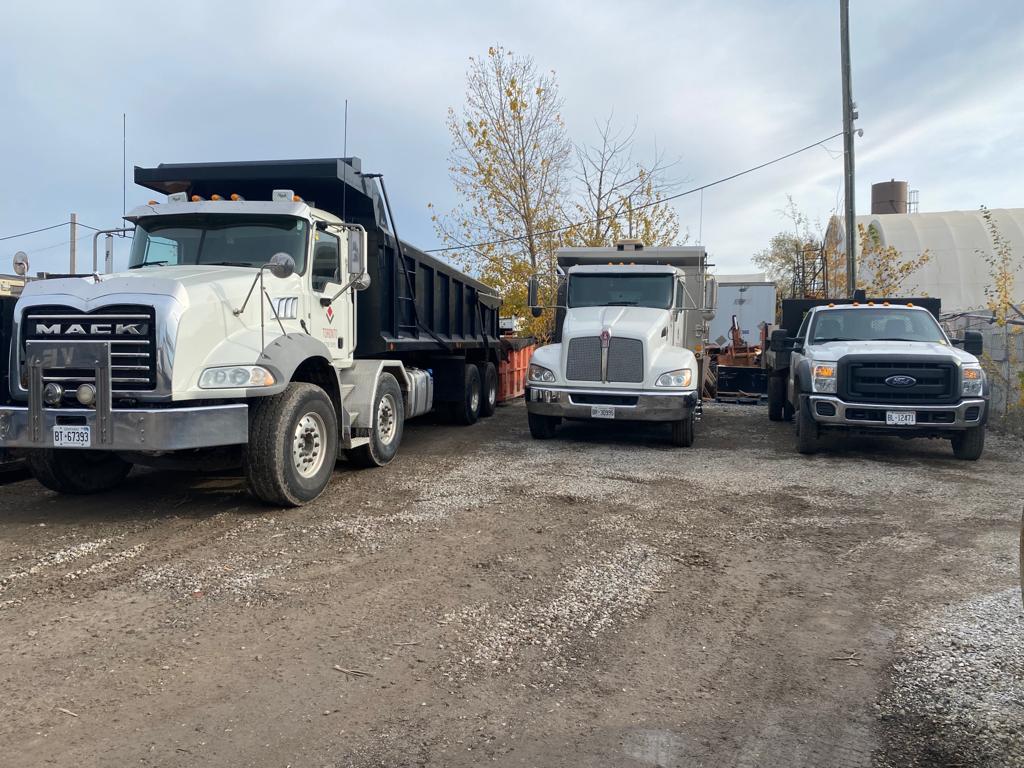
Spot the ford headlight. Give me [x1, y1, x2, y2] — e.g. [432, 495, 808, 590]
[655, 369, 693, 388]
[812, 363, 837, 393]
[199, 365, 276, 389]
[962, 364, 984, 397]
[528, 364, 556, 383]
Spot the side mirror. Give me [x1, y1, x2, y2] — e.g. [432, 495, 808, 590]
[702, 276, 718, 321]
[266, 252, 296, 279]
[527, 275, 542, 318]
[12, 251, 29, 276]
[963, 330, 984, 357]
[770, 329, 789, 352]
[347, 230, 369, 290]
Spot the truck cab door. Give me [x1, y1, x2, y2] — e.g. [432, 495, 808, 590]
[788, 312, 812, 403]
[308, 228, 352, 362]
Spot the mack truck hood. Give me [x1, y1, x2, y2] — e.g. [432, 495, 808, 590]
[809, 340, 976, 364]
[562, 306, 670, 342]
[19, 265, 268, 307]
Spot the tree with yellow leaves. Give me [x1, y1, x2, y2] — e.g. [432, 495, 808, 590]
[855, 222, 930, 296]
[431, 46, 572, 337]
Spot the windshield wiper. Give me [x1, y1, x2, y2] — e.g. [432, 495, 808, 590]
[206, 261, 257, 267]
[874, 337, 925, 342]
[129, 260, 168, 269]
[606, 301, 639, 306]
[813, 337, 854, 343]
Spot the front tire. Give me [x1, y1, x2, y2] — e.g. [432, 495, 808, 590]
[245, 382, 339, 507]
[671, 413, 695, 447]
[796, 399, 821, 455]
[951, 425, 985, 461]
[527, 411, 559, 439]
[347, 373, 405, 468]
[26, 450, 132, 495]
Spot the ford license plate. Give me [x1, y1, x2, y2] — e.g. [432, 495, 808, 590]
[885, 411, 916, 426]
[591, 406, 615, 419]
[53, 425, 91, 448]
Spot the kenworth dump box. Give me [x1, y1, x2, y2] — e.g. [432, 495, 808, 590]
[525, 241, 715, 446]
[1, 158, 501, 505]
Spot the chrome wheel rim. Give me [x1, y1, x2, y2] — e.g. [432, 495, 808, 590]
[378, 393, 398, 446]
[293, 411, 327, 478]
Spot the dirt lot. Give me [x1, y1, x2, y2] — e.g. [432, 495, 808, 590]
[1, 401, 1021, 768]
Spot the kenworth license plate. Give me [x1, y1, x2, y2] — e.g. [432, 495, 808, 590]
[591, 406, 615, 419]
[53, 425, 91, 448]
[886, 411, 916, 426]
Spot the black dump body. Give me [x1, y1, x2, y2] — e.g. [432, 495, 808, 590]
[134, 158, 500, 363]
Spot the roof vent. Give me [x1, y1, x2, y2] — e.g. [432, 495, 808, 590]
[614, 239, 645, 252]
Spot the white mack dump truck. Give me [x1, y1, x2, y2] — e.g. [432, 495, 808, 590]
[0, 158, 502, 506]
[524, 242, 715, 446]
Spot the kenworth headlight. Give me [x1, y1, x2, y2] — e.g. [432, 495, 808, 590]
[528, 364, 556, 383]
[812, 363, 837, 393]
[962, 364, 984, 397]
[655, 369, 693, 388]
[199, 365, 276, 389]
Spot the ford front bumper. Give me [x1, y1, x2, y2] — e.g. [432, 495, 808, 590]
[806, 395, 986, 430]
[526, 386, 699, 422]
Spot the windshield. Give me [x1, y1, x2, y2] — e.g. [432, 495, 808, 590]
[129, 214, 308, 271]
[568, 274, 673, 309]
[809, 308, 947, 344]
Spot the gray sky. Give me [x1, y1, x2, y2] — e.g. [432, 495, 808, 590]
[2, 0, 1022, 276]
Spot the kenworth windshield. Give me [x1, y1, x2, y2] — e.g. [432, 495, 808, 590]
[809, 308, 947, 344]
[129, 214, 308, 271]
[568, 274, 673, 309]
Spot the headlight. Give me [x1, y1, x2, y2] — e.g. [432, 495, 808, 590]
[812, 363, 837, 393]
[528, 364, 556, 383]
[199, 365, 277, 389]
[962, 364, 984, 397]
[655, 369, 693, 388]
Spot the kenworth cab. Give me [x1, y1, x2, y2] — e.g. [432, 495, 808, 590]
[1, 158, 501, 506]
[767, 300, 988, 459]
[524, 242, 715, 446]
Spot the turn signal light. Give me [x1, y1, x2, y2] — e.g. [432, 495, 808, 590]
[963, 368, 981, 380]
[814, 364, 836, 378]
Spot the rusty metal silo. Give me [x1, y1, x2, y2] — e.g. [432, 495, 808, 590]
[871, 179, 909, 214]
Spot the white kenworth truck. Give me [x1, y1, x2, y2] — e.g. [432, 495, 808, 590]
[525, 242, 715, 446]
[0, 158, 502, 506]
[765, 297, 989, 459]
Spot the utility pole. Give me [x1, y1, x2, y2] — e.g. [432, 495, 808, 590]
[840, 0, 858, 295]
[69, 212, 78, 274]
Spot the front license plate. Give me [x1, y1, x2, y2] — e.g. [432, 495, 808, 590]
[591, 406, 615, 419]
[53, 425, 91, 448]
[886, 411, 916, 426]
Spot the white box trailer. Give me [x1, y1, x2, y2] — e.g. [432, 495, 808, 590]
[708, 275, 776, 347]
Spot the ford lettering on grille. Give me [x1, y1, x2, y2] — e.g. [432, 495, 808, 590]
[885, 375, 917, 387]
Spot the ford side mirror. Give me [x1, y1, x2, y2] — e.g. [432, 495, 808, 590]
[963, 330, 983, 357]
[527, 275, 541, 318]
[770, 329, 789, 352]
[267, 252, 295, 279]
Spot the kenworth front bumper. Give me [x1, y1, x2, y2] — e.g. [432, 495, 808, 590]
[526, 386, 700, 422]
[805, 394, 987, 431]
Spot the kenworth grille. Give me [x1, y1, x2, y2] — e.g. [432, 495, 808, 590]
[565, 336, 644, 383]
[22, 305, 157, 392]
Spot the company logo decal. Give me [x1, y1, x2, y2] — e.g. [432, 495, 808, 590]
[885, 375, 917, 387]
[325, 305, 335, 324]
[600, 327, 611, 348]
[34, 322, 148, 336]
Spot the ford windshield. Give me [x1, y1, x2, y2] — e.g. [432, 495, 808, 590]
[810, 308, 947, 344]
[129, 214, 308, 272]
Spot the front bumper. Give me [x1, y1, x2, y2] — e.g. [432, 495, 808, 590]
[526, 386, 699, 422]
[0, 403, 249, 451]
[806, 395, 986, 431]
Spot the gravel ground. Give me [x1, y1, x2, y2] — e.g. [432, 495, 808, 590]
[0, 400, 1021, 767]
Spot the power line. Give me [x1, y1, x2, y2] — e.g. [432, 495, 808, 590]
[0, 219, 105, 242]
[425, 131, 845, 254]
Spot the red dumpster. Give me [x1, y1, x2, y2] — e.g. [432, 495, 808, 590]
[497, 337, 535, 402]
